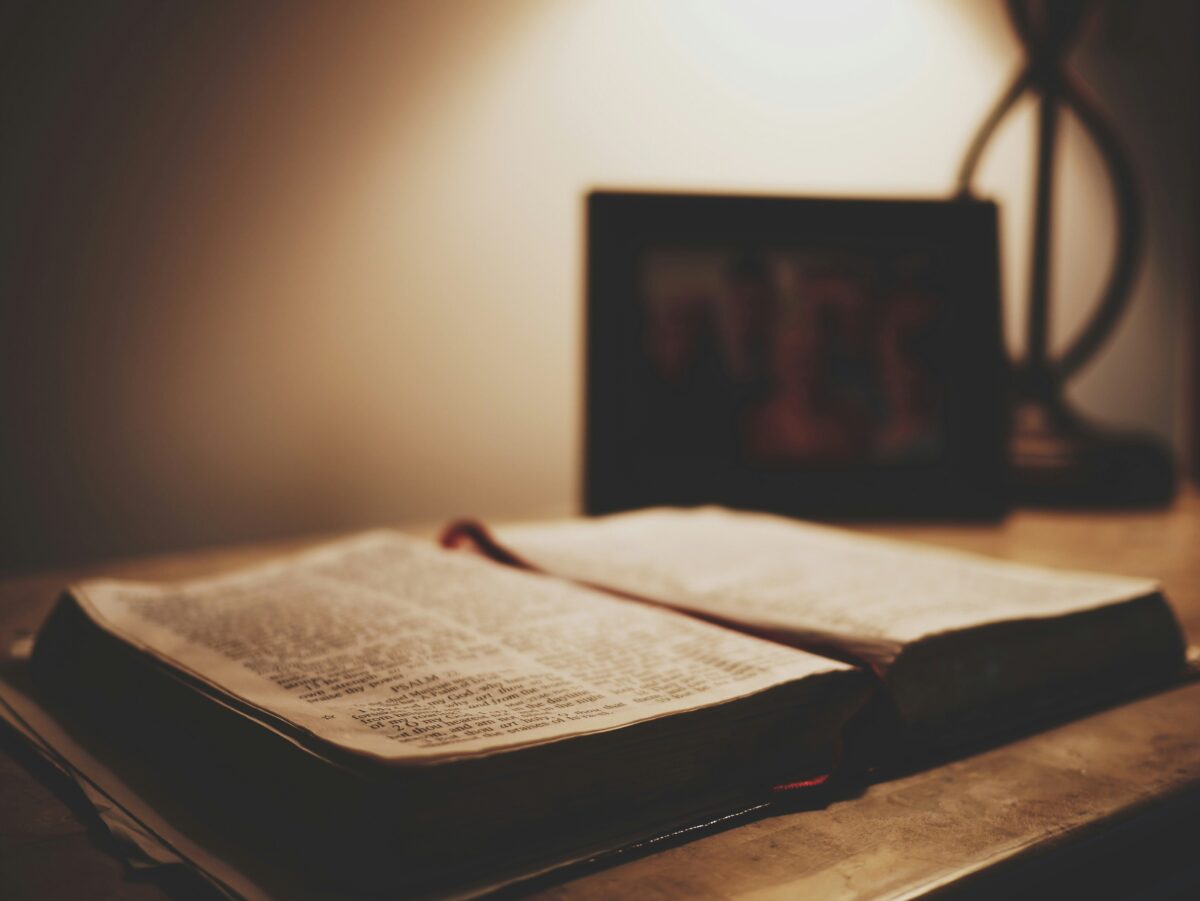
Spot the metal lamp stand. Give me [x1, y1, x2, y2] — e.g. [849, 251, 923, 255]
[957, 0, 1174, 506]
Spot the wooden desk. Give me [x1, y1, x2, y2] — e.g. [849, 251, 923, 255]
[2, 494, 1199, 899]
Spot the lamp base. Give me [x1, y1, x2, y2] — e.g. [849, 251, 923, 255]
[1010, 399, 1175, 507]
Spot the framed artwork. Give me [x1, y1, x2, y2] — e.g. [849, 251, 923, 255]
[585, 191, 1009, 519]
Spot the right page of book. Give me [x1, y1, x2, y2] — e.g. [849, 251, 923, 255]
[492, 507, 1161, 650]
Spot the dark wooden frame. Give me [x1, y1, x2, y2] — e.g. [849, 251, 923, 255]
[584, 190, 1010, 519]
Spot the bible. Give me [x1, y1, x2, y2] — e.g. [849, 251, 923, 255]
[24, 509, 1188, 897]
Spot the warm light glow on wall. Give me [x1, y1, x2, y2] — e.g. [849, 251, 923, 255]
[260, 0, 1016, 523]
[1, 0, 1193, 567]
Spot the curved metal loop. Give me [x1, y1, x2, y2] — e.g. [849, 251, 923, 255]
[1051, 71, 1142, 383]
[955, 67, 1031, 197]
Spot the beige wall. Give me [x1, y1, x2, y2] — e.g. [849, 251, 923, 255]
[1, 0, 1195, 569]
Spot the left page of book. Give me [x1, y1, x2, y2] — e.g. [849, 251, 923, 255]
[63, 532, 850, 764]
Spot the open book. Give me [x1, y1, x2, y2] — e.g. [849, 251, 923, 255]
[28, 509, 1188, 896]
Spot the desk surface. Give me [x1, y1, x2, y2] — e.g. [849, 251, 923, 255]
[2, 493, 1199, 899]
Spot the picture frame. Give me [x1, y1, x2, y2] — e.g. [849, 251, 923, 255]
[584, 190, 1009, 519]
